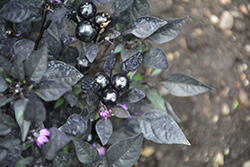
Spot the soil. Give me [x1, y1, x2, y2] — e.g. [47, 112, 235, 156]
[134, 0, 250, 167]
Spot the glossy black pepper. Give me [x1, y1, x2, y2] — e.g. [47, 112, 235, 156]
[101, 88, 119, 107]
[75, 56, 91, 73]
[111, 73, 130, 92]
[75, 21, 97, 42]
[77, 2, 96, 20]
[92, 72, 110, 92]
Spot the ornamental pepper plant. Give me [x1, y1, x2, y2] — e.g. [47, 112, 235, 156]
[0, 0, 213, 166]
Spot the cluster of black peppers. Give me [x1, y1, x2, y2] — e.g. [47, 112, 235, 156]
[67, 1, 117, 43]
[88, 72, 129, 107]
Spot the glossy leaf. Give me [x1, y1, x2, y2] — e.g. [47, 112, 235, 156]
[34, 80, 71, 102]
[121, 48, 138, 61]
[161, 73, 213, 97]
[112, 105, 130, 118]
[10, 39, 35, 61]
[73, 137, 99, 165]
[64, 91, 78, 107]
[120, 88, 145, 103]
[106, 133, 143, 167]
[54, 97, 65, 109]
[84, 43, 99, 63]
[111, 0, 134, 13]
[138, 110, 190, 145]
[123, 17, 167, 38]
[81, 80, 94, 93]
[0, 76, 7, 92]
[146, 88, 165, 111]
[143, 47, 168, 71]
[0, 55, 11, 74]
[104, 50, 116, 75]
[11, 55, 24, 80]
[59, 114, 88, 135]
[0, 1, 41, 23]
[118, 0, 151, 30]
[149, 16, 188, 44]
[120, 52, 142, 74]
[14, 99, 31, 141]
[23, 94, 46, 123]
[96, 119, 113, 145]
[42, 61, 83, 87]
[24, 44, 48, 81]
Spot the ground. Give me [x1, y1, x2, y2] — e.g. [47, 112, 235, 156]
[132, 0, 250, 167]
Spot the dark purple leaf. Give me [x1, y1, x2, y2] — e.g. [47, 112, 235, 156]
[123, 17, 167, 38]
[48, 7, 68, 22]
[0, 1, 41, 23]
[120, 88, 145, 103]
[59, 114, 88, 135]
[104, 50, 116, 75]
[0, 95, 13, 107]
[138, 110, 190, 145]
[73, 137, 99, 164]
[118, 0, 151, 30]
[0, 76, 7, 92]
[24, 44, 48, 81]
[120, 52, 142, 74]
[90, 0, 113, 6]
[0, 149, 7, 162]
[0, 55, 11, 74]
[106, 133, 143, 167]
[42, 61, 83, 87]
[0, 136, 20, 150]
[81, 80, 94, 93]
[0, 124, 11, 135]
[110, 0, 134, 13]
[0, 112, 16, 129]
[53, 153, 80, 167]
[34, 80, 71, 102]
[111, 105, 130, 118]
[121, 48, 138, 61]
[10, 39, 35, 61]
[40, 30, 61, 59]
[87, 93, 100, 106]
[16, 16, 35, 35]
[64, 91, 78, 107]
[10, 55, 24, 80]
[98, 30, 121, 42]
[143, 47, 168, 71]
[149, 16, 188, 44]
[66, 46, 78, 63]
[49, 127, 71, 152]
[14, 99, 31, 141]
[95, 119, 113, 145]
[164, 100, 181, 123]
[4, 144, 22, 167]
[61, 33, 77, 45]
[161, 73, 213, 97]
[42, 139, 56, 160]
[84, 43, 99, 63]
[24, 94, 46, 122]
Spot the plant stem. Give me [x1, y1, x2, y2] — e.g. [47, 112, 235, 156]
[34, 10, 52, 50]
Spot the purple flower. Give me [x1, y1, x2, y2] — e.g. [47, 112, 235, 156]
[15, 34, 22, 38]
[92, 142, 106, 156]
[119, 103, 128, 110]
[35, 129, 50, 148]
[99, 109, 111, 120]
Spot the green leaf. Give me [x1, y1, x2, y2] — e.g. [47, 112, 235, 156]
[54, 97, 65, 109]
[151, 68, 162, 76]
[73, 87, 82, 95]
[132, 74, 143, 81]
[146, 89, 165, 111]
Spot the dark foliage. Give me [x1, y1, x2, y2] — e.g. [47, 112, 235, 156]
[0, 0, 212, 166]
